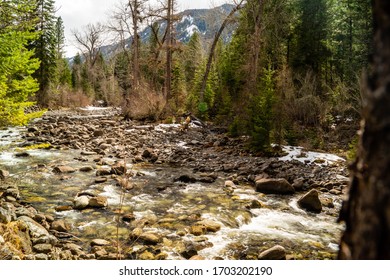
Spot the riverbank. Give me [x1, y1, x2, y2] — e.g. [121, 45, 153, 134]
[0, 107, 348, 260]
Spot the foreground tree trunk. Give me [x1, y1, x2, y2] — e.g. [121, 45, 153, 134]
[338, 1, 390, 259]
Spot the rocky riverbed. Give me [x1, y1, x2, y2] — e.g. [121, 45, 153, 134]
[0, 107, 348, 260]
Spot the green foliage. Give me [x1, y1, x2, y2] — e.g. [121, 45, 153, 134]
[31, 0, 58, 106]
[248, 67, 276, 151]
[0, 27, 42, 126]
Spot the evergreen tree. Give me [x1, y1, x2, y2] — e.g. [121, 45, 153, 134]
[291, 0, 330, 79]
[0, 0, 42, 126]
[31, 0, 57, 106]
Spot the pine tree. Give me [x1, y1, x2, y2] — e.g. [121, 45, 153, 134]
[0, 0, 42, 126]
[31, 0, 58, 106]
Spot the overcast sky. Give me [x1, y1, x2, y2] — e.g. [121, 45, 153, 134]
[55, 0, 229, 56]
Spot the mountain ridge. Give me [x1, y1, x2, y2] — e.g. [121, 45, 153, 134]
[96, 3, 237, 59]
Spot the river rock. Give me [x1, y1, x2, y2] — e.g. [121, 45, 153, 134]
[73, 195, 90, 210]
[35, 253, 49, 260]
[79, 166, 94, 172]
[91, 239, 111, 246]
[174, 174, 197, 183]
[255, 178, 295, 194]
[0, 169, 9, 180]
[0, 207, 15, 223]
[195, 220, 222, 233]
[298, 189, 322, 213]
[190, 255, 205, 260]
[138, 251, 155, 260]
[258, 245, 286, 260]
[88, 196, 108, 208]
[51, 220, 71, 232]
[111, 163, 126, 175]
[55, 205, 73, 212]
[33, 243, 52, 254]
[18, 216, 51, 239]
[93, 130, 104, 137]
[96, 167, 111, 176]
[190, 225, 206, 236]
[53, 165, 76, 174]
[15, 152, 30, 157]
[139, 232, 161, 245]
[3, 186, 20, 200]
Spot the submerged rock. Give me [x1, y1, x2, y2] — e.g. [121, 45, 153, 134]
[53, 165, 76, 174]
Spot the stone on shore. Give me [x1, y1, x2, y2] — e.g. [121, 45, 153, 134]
[298, 189, 322, 213]
[255, 178, 295, 194]
[258, 245, 286, 260]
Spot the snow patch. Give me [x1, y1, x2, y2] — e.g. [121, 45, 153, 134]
[181, 15, 194, 24]
[186, 24, 200, 38]
[278, 145, 345, 166]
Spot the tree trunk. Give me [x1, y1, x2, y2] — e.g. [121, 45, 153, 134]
[130, 0, 140, 90]
[165, 0, 173, 101]
[199, 0, 244, 103]
[338, 0, 390, 259]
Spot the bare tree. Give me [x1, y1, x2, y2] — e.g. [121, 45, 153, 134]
[338, 1, 390, 259]
[72, 22, 106, 67]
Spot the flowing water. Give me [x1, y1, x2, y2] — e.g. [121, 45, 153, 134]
[0, 126, 344, 259]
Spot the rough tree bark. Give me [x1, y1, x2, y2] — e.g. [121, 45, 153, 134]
[338, 0, 390, 259]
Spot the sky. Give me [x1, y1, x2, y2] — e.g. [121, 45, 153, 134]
[55, 0, 229, 57]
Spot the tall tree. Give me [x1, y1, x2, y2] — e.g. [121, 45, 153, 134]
[31, 0, 57, 106]
[339, 0, 390, 259]
[0, 0, 42, 126]
[199, 0, 245, 108]
[290, 0, 330, 87]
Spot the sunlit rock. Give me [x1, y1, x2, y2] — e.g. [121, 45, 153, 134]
[255, 178, 295, 194]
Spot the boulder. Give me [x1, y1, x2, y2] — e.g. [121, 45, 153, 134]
[53, 165, 76, 174]
[18, 216, 51, 239]
[258, 245, 286, 260]
[298, 189, 322, 213]
[73, 196, 89, 210]
[255, 178, 295, 195]
[88, 196, 108, 208]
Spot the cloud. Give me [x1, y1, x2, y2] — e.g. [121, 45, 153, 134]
[55, 0, 227, 57]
